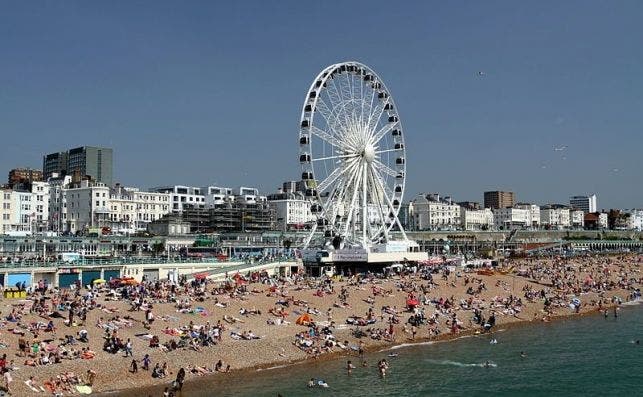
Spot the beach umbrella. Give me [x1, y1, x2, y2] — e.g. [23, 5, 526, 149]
[92, 279, 106, 284]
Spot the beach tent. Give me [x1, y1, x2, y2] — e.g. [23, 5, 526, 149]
[296, 313, 313, 325]
[232, 273, 247, 285]
[121, 277, 139, 286]
[194, 273, 208, 280]
[92, 278, 106, 284]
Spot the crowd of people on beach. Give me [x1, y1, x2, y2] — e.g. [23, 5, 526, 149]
[0, 252, 639, 395]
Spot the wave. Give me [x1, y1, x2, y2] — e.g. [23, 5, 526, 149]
[424, 359, 497, 368]
[621, 300, 641, 306]
[257, 364, 290, 371]
[388, 341, 435, 351]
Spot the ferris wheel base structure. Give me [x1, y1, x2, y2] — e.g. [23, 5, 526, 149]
[302, 241, 428, 267]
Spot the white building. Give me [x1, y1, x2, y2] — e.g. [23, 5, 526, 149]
[540, 205, 571, 229]
[202, 186, 234, 206]
[570, 209, 585, 229]
[514, 203, 541, 228]
[59, 180, 111, 234]
[267, 191, 313, 230]
[570, 194, 597, 214]
[493, 208, 531, 229]
[624, 209, 643, 231]
[151, 185, 205, 213]
[236, 187, 266, 205]
[412, 193, 461, 230]
[109, 185, 171, 234]
[598, 213, 608, 229]
[31, 181, 50, 233]
[460, 207, 494, 231]
[0, 189, 14, 234]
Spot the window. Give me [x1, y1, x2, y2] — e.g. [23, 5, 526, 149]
[96, 201, 100, 206]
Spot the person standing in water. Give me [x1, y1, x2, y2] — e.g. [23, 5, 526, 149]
[346, 360, 355, 375]
[378, 359, 389, 377]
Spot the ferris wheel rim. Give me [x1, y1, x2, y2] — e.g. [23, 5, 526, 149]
[299, 61, 407, 247]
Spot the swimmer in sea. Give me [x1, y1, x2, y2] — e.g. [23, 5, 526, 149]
[347, 360, 355, 375]
[308, 378, 315, 388]
[484, 361, 491, 368]
[520, 351, 527, 358]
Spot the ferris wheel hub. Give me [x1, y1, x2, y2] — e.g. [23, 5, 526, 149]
[362, 143, 375, 164]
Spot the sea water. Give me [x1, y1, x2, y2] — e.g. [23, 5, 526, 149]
[117, 305, 642, 397]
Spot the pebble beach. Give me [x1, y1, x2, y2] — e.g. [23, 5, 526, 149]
[0, 253, 640, 396]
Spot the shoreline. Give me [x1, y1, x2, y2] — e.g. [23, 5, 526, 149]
[103, 300, 641, 397]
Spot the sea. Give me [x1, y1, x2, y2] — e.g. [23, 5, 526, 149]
[115, 304, 642, 397]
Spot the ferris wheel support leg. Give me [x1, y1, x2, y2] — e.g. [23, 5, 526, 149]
[304, 223, 318, 249]
[373, 168, 408, 241]
[362, 163, 368, 248]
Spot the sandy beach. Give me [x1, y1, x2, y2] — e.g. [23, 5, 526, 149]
[0, 253, 640, 396]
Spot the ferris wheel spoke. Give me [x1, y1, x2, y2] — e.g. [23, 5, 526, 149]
[316, 165, 345, 193]
[313, 153, 357, 162]
[369, 121, 398, 145]
[315, 99, 351, 142]
[310, 126, 349, 150]
[365, 100, 386, 134]
[374, 148, 402, 155]
[373, 160, 399, 178]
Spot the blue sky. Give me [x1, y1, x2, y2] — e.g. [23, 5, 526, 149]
[1, 1, 641, 209]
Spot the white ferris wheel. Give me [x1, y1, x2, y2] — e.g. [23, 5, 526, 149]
[299, 61, 408, 250]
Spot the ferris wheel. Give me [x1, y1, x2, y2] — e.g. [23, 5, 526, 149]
[299, 61, 408, 249]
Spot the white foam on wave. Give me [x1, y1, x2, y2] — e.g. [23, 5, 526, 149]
[621, 300, 641, 306]
[257, 362, 304, 372]
[387, 341, 435, 351]
[424, 359, 497, 368]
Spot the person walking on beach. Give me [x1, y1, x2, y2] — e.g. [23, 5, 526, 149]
[142, 354, 151, 371]
[175, 367, 186, 390]
[124, 338, 133, 357]
[130, 359, 138, 373]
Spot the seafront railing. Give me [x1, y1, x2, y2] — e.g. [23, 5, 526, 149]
[0, 255, 300, 269]
[0, 256, 224, 269]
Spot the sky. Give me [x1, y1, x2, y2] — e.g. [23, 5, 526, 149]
[1, 1, 641, 209]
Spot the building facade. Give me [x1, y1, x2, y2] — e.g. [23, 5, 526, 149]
[624, 209, 643, 231]
[569, 194, 597, 214]
[8, 168, 43, 185]
[267, 191, 313, 230]
[484, 191, 515, 209]
[43, 146, 113, 186]
[460, 207, 494, 230]
[493, 207, 531, 229]
[514, 203, 541, 228]
[109, 185, 171, 234]
[412, 193, 461, 230]
[152, 186, 205, 213]
[540, 205, 571, 229]
[570, 209, 585, 228]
